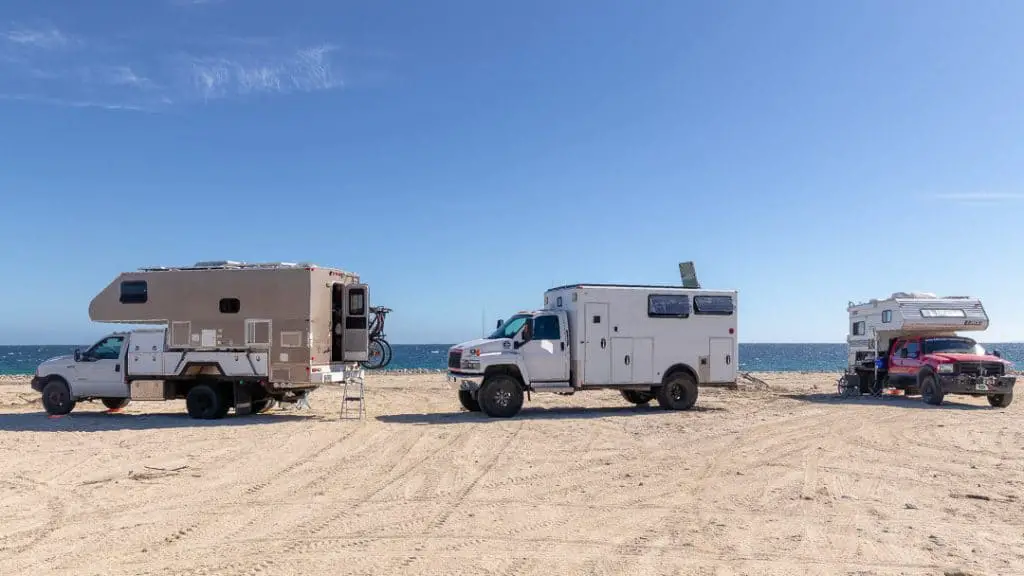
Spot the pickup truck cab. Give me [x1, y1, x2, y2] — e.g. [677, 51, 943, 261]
[32, 331, 134, 414]
[884, 335, 1015, 406]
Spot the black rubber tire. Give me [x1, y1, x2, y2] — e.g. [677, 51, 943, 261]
[380, 339, 393, 368]
[458, 390, 481, 412]
[655, 371, 699, 410]
[920, 373, 944, 406]
[101, 397, 130, 410]
[620, 390, 654, 405]
[186, 384, 225, 419]
[988, 393, 1013, 408]
[41, 378, 76, 416]
[477, 375, 524, 418]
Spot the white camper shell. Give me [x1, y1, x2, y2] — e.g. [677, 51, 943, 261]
[847, 292, 989, 367]
[447, 280, 738, 418]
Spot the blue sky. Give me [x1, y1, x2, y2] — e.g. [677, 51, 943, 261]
[1, 0, 1023, 345]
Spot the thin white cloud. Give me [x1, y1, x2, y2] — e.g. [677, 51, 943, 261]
[1, 26, 72, 50]
[932, 192, 1024, 205]
[0, 22, 348, 111]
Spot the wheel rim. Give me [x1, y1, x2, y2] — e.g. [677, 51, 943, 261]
[670, 382, 684, 401]
[493, 387, 512, 408]
[48, 389, 66, 407]
[194, 393, 212, 413]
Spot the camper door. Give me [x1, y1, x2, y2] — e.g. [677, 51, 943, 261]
[342, 283, 369, 362]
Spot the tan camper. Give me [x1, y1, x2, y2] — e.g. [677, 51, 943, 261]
[31, 260, 370, 419]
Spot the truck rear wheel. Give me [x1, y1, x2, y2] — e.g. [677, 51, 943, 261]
[988, 393, 1013, 408]
[920, 374, 944, 406]
[621, 390, 653, 405]
[656, 372, 698, 411]
[478, 375, 524, 418]
[186, 384, 226, 419]
[101, 398, 130, 411]
[41, 378, 76, 416]
[458, 390, 481, 412]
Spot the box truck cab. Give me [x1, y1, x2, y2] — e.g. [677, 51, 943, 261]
[447, 283, 739, 418]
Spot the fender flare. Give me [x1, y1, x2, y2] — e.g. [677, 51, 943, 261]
[663, 363, 699, 385]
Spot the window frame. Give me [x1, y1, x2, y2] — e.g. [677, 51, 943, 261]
[852, 320, 865, 336]
[119, 280, 148, 304]
[881, 310, 892, 323]
[693, 295, 735, 316]
[531, 314, 561, 340]
[219, 298, 240, 314]
[647, 294, 691, 319]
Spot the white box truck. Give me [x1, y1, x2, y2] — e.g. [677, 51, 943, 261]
[447, 282, 738, 418]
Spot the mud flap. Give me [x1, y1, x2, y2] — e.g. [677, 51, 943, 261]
[233, 382, 252, 416]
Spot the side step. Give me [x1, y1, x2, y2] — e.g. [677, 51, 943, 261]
[340, 372, 365, 419]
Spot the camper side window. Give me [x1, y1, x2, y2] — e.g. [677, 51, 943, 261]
[119, 281, 148, 304]
[852, 321, 865, 336]
[881, 310, 892, 323]
[693, 295, 734, 315]
[648, 294, 690, 318]
[219, 298, 240, 314]
[348, 288, 366, 316]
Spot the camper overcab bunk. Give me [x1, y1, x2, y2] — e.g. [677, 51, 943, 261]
[447, 269, 738, 418]
[843, 292, 1015, 407]
[31, 261, 370, 419]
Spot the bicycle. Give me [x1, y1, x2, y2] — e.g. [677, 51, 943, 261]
[361, 306, 393, 370]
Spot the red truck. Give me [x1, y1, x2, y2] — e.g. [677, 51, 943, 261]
[876, 335, 1014, 406]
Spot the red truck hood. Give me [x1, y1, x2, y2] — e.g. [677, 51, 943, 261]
[925, 352, 1008, 364]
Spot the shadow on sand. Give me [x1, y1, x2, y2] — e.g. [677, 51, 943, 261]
[783, 392, 999, 411]
[376, 403, 724, 425]
[0, 409, 311, 432]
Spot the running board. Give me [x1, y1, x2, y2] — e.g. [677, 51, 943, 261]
[529, 381, 573, 391]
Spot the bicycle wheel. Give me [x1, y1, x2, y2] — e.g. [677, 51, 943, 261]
[379, 339, 393, 369]
[361, 339, 386, 370]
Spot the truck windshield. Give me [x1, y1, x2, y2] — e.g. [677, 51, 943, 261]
[923, 338, 986, 355]
[489, 315, 529, 339]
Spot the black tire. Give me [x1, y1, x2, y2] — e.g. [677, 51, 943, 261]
[920, 373, 944, 406]
[620, 390, 654, 405]
[101, 397, 130, 410]
[361, 339, 387, 370]
[41, 378, 76, 416]
[655, 371, 699, 410]
[380, 339, 393, 369]
[477, 375, 524, 418]
[458, 390, 481, 412]
[988, 393, 1013, 408]
[186, 384, 226, 419]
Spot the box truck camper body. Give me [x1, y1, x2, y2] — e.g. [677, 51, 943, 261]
[32, 261, 370, 419]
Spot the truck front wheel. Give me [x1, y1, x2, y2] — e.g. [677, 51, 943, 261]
[988, 393, 1013, 408]
[458, 390, 481, 412]
[41, 378, 76, 416]
[656, 372, 699, 411]
[478, 375, 524, 418]
[920, 374, 944, 406]
[186, 384, 226, 419]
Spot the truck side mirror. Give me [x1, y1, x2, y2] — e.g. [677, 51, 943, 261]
[899, 349, 908, 359]
[993, 349, 1002, 358]
[73, 348, 81, 362]
[496, 319, 503, 329]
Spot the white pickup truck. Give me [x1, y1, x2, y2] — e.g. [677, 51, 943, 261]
[31, 328, 294, 418]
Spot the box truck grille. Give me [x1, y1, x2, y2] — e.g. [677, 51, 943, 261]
[957, 362, 1003, 377]
[448, 349, 462, 369]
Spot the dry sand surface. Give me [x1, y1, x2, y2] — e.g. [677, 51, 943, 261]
[1, 372, 1022, 576]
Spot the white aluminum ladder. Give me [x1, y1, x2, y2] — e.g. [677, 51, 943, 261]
[340, 367, 366, 419]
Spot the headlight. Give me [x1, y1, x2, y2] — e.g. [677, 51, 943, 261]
[467, 348, 480, 357]
[461, 359, 480, 370]
[937, 364, 955, 374]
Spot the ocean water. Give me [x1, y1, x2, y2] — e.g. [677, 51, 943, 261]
[3, 342, 1023, 375]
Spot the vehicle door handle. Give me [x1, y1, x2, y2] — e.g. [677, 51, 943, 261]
[624, 355, 630, 366]
[600, 338, 606, 349]
[115, 364, 121, 372]
[725, 355, 731, 365]
[560, 342, 565, 351]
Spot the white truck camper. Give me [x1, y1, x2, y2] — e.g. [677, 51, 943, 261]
[447, 276, 739, 418]
[842, 291, 1015, 406]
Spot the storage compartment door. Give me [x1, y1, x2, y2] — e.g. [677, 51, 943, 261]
[709, 337, 735, 383]
[631, 337, 654, 384]
[342, 284, 369, 362]
[611, 337, 633, 384]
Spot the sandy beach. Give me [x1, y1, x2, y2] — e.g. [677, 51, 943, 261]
[1, 371, 1021, 576]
